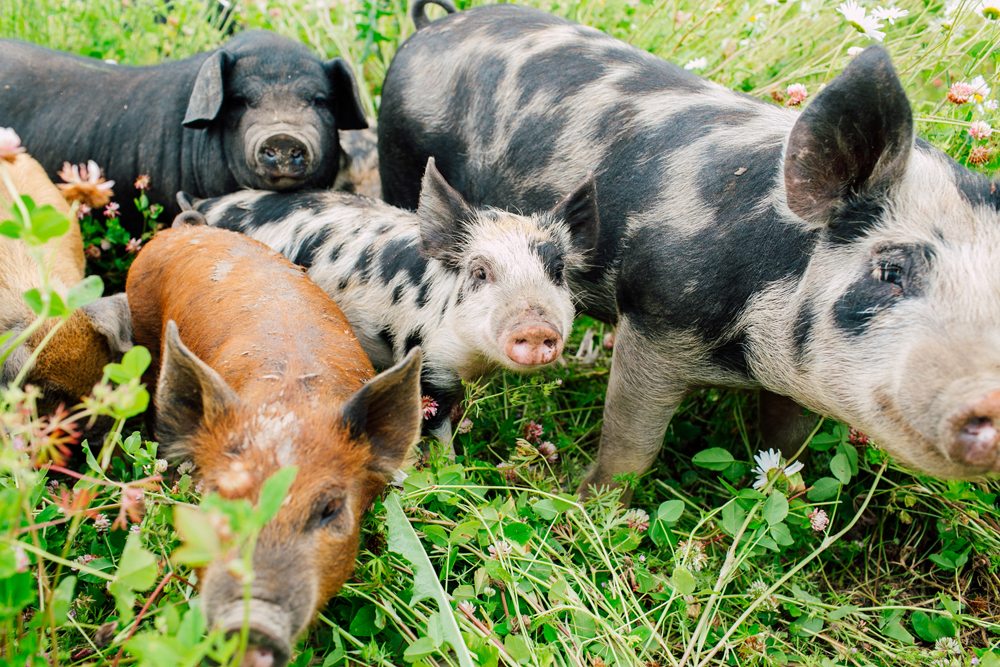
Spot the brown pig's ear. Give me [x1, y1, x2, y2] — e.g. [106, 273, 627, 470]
[79, 293, 133, 356]
[339, 347, 423, 475]
[156, 320, 240, 449]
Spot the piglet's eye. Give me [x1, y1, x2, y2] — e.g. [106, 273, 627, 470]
[313, 95, 328, 107]
[319, 497, 344, 526]
[874, 264, 902, 285]
[472, 266, 488, 282]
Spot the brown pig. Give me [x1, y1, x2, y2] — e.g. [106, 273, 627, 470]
[126, 224, 422, 667]
[0, 153, 131, 408]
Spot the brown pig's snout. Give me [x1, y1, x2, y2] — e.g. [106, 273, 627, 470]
[504, 320, 564, 366]
[216, 601, 293, 667]
[949, 388, 1000, 469]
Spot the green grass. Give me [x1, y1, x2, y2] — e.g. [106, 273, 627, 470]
[2, 0, 1000, 665]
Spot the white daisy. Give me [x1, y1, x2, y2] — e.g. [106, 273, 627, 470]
[684, 57, 708, 71]
[872, 5, 909, 22]
[751, 448, 805, 490]
[837, 0, 887, 40]
[971, 75, 992, 101]
[979, 0, 1000, 19]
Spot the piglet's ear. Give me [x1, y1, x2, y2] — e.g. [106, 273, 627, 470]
[183, 51, 228, 130]
[784, 45, 913, 224]
[324, 58, 369, 131]
[79, 293, 133, 356]
[417, 157, 475, 262]
[339, 347, 423, 476]
[549, 174, 600, 255]
[156, 321, 239, 448]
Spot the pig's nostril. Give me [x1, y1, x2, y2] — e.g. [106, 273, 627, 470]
[957, 415, 999, 465]
[544, 339, 556, 349]
[242, 647, 275, 667]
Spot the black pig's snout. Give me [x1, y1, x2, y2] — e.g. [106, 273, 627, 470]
[257, 134, 310, 183]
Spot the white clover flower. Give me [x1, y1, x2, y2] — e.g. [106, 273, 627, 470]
[872, 5, 909, 23]
[751, 448, 804, 490]
[129, 524, 142, 535]
[154, 459, 169, 474]
[935, 637, 963, 655]
[969, 120, 994, 140]
[847, 46, 866, 56]
[675, 540, 709, 571]
[0, 127, 25, 163]
[684, 57, 708, 71]
[177, 461, 195, 475]
[488, 540, 513, 558]
[747, 579, 769, 598]
[94, 514, 111, 534]
[837, 1, 886, 40]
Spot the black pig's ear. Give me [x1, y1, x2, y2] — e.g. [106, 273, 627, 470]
[156, 321, 240, 452]
[324, 58, 369, 131]
[339, 347, 423, 475]
[183, 51, 228, 130]
[417, 157, 476, 263]
[549, 174, 600, 255]
[784, 45, 913, 224]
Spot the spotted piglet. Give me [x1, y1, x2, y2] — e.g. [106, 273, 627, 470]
[189, 157, 598, 446]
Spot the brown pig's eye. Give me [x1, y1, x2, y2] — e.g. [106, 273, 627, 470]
[472, 266, 488, 282]
[319, 498, 344, 526]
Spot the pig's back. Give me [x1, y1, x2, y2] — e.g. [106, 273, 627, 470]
[127, 225, 374, 401]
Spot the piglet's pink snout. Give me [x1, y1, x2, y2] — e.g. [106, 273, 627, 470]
[950, 389, 1000, 468]
[504, 323, 564, 366]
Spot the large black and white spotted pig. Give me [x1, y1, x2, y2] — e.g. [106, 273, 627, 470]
[379, 3, 1000, 496]
[190, 158, 598, 443]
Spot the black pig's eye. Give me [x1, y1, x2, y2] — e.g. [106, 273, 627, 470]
[874, 264, 902, 285]
[313, 95, 328, 107]
[472, 266, 487, 281]
[319, 497, 344, 526]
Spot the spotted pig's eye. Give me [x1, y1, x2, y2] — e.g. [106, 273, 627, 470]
[875, 264, 902, 285]
[472, 266, 488, 282]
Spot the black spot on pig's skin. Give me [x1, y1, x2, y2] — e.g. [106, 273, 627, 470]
[532, 241, 565, 283]
[792, 300, 816, 366]
[352, 244, 375, 282]
[291, 227, 332, 269]
[391, 284, 405, 305]
[516, 45, 608, 107]
[417, 281, 432, 308]
[245, 191, 327, 230]
[825, 197, 885, 245]
[833, 244, 932, 336]
[378, 328, 396, 352]
[379, 239, 427, 285]
[711, 334, 750, 376]
[211, 203, 251, 231]
[404, 331, 423, 353]
[613, 53, 706, 96]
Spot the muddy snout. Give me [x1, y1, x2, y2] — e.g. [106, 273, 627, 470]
[504, 321, 564, 366]
[216, 600, 293, 667]
[947, 389, 1000, 469]
[256, 134, 311, 185]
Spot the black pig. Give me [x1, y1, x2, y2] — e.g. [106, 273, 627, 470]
[0, 31, 367, 234]
[380, 4, 1000, 498]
